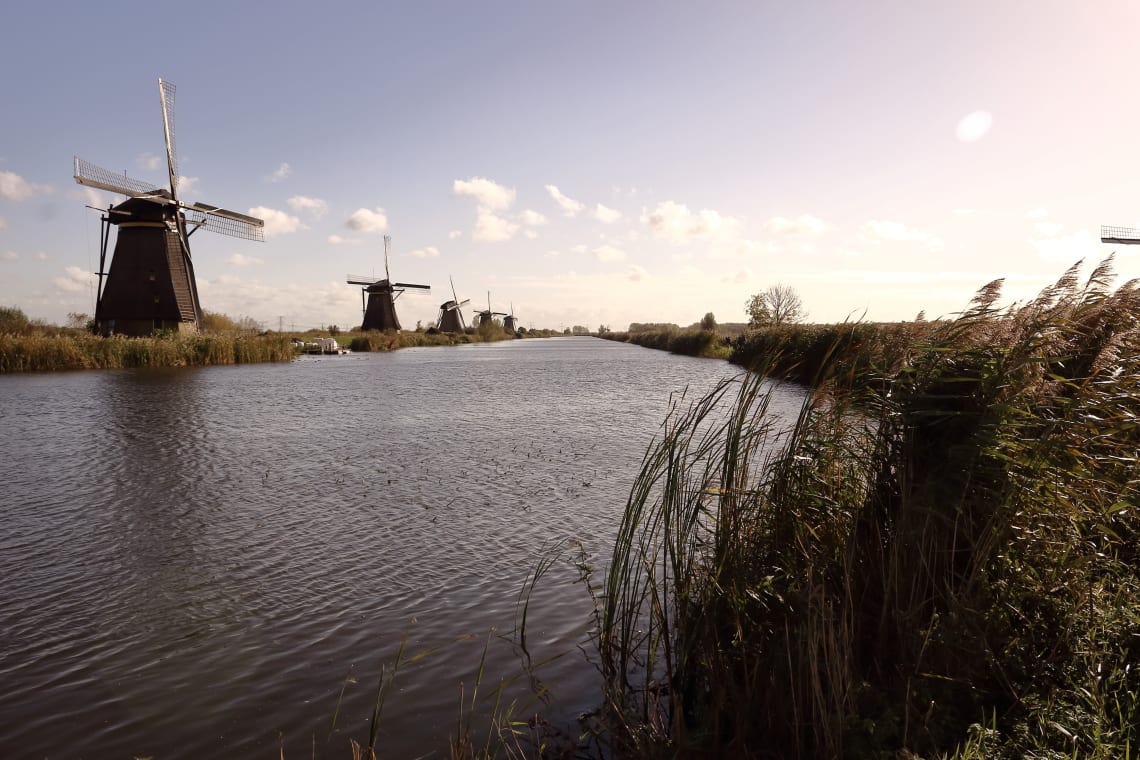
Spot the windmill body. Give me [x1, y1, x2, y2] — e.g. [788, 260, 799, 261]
[436, 275, 470, 332]
[474, 291, 508, 328]
[348, 236, 430, 331]
[502, 302, 518, 334]
[1101, 225, 1140, 246]
[74, 79, 264, 337]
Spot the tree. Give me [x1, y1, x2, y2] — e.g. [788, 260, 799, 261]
[700, 312, 717, 331]
[746, 284, 805, 326]
[0, 305, 30, 334]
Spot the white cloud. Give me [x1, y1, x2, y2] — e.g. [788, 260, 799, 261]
[53, 265, 95, 293]
[70, 187, 110, 209]
[34, 251, 48, 261]
[0, 217, 6, 229]
[593, 244, 627, 262]
[177, 176, 200, 196]
[227, 253, 264, 267]
[544, 250, 560, 258]
[250, 206, 305, 237]
[453, 177, 515, 211]
[595, 204, 622, 223]
[346, 207, 389, 234]
[570, 244, 588, 254]
[408, 246, 440, 258]
[448, 229, 463, 240]
[521, 209, 547, 226]
[861, 219, 941, 247]
[721, 269, 752, 284]
[473, 209, 519, 241]
[1026, 208, 1048, 219]
[328, 234, 360, 245]
[1037, 229, 1097, 263]
[643, 201, 739, 242]
[627, 265, 648, 281]
[0, 171, 51, 201]
[269, 163, 292, 183]
[953, 208, 977, 216]
[288, 195, 328, 217]
[545, 185, 585, 217]
[1, 251, 16, 261]
[524, 229, 538, 239]
[137, 153, 163, 171]
[764, 214, 826, 237]
[1035, 222, 1065, 237]
[956, 110, 993, 143]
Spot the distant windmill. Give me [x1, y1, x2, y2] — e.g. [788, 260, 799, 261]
[347, 236, 430, 331]
[473, 291, 508, 328]
[436, 276, 470, 333]
[502, 302, 518, 334]
[74, 78, 264, 336]
[1101, 225, 1140, 246]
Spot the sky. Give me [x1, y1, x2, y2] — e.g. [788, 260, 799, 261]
[2, 1, 1140, 333]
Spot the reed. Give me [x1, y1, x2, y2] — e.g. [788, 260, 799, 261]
[0, 331, 295, 372]
[597, 259, 1140, 758]
[604, 328, 732, 359]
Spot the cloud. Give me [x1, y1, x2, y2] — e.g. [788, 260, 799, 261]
[409, 246, 440, 258]
[1037, 229, 1097, 263]
[643, 200, 739, 242]
[473, 209, 519, 241]
[0, 217, 6, 229]
[764, 214, 826, 237]
[861, 219, 941, 247]
[268, 163, 292, 183]
[227, 253, 264, 267]
[448, 229, 463, 240]
[956, 111, 993, 143]
[953, 208, 976, 216]
[249, 206, 305, 237]
[137, 153, 163, 171]
[545, 185, 585, 217]
[328, 234, 360, 245]
[627, 265, 648, 281]
[1026, 208, 1048, 219]
[595, 204, 622, 223]
[524, 229, 537, 239]
[346, 207, 389, 234]
[453, 177, 515, 211]
[544, 250, 560, 258]
[1035, 222, 1065, 237]
[570, 244, 587, 254]
[34, 251, 48, 261]
[593, 244, 627, 262]
[0, 171, 51, 201]
[721, 269, 752, 284]
[1, 251, 16, 261]
[177, 176, 200, 196]
[70, 187, 110, 208]
[53, 265, 95, 293]
[288, 195, 328, 217]
[521, 209, 547, 226]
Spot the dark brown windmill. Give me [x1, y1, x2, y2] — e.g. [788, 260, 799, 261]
[435, 276, 470, 333]
[73, 78, 264, 337]
[347, 236, 430, 331]
[502, 302, 518, 334]
[1101, 225, 1140, 246]
[473, 291, 508, 327]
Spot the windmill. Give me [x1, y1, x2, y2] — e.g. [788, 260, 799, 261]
[73, 78, 264, 336]
[502, 302, 518, 334]
[435, 276, 470, 332]
[347, 236, 430, 331]
[473, 291, 508, 328]
[1101, 225, 1140, 246]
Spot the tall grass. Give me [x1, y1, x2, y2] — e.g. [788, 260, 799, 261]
[603, 328, 732, 359]
[598, 259, 1140, 758]
[0, 331, 295, 372]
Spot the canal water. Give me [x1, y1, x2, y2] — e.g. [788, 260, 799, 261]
[0, 337, 807, 758]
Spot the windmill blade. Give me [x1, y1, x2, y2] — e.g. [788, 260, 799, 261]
[383, 234, 392, 282]
[184, 203, 265, 241]
[158, 78, 180, 201]
[458, 298, 470, 307]
[1101, 225, 1140, 244]
[347, 275, 382, 286]
[74, 157, 165, 199]
[450, 275, 459, 305]
[392, 282, 431, 291]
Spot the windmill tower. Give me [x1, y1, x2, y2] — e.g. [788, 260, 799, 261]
[347, 236, 430, 331]
[1101, 225, 1140, 246]
[473, 291, 508, 328]
[73, 79, 264, 337]
[435, 276, 470, 333]
[502, 302, 518, 335]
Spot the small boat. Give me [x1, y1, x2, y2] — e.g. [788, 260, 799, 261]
[302, 337, 349, 355]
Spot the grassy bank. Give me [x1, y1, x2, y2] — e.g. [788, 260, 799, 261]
[596, 261, 1140, 758]
[0, 331, 295, 373]
[601, 328, 733, 359]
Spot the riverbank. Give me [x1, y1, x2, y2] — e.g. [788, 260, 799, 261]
[595, 262, 1140, 758]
